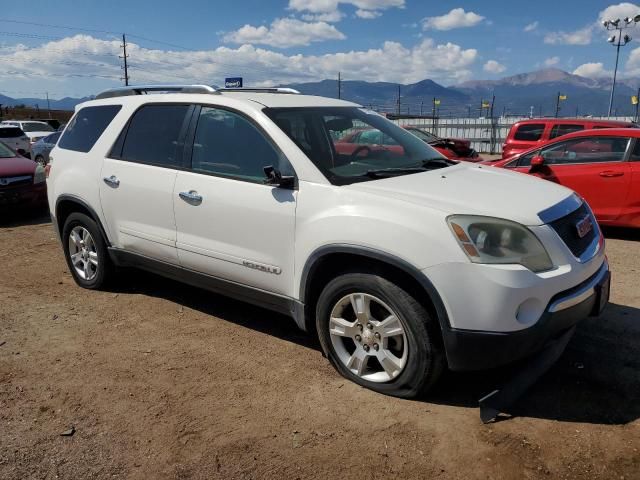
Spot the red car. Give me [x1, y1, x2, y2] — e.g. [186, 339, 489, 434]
[502, 118, 636, 159]
[336, 126, 481, 161]
[0, 142, 47, 211]
[486, 128, 640, 228]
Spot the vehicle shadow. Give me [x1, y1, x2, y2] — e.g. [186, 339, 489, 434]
[112, 269, 640, 425]
[0, 208, 51, 228]
[602, 226, 640, 242]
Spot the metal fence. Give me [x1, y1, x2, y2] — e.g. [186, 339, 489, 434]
[388, 115, 636, 154]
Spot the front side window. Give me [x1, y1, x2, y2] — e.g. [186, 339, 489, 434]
[539, 136, 630, 165]
[118, 104, 190, 167]
[266, 107, 449, 185]
[190, 107, 288, 182]
[0, 127, 24, 138]
[59, 105, 122, 153]
[549, 124, 584, 139]
[513, 124, 545, 141]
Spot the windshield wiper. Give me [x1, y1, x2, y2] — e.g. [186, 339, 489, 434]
[363, 167, 427, 178]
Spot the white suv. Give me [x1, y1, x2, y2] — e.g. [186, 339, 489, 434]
[47, 85, 610, 398]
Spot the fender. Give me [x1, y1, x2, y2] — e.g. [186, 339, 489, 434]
[299, 244, 452, 331]
[54, 194, 112, 247]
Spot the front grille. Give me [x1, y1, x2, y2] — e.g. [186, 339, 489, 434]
[549, 203, 597, 258]
[0, 175, 32, 189]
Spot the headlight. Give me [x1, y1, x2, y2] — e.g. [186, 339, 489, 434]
[33, 164, 46, 184]
[447, 215, 553, 273]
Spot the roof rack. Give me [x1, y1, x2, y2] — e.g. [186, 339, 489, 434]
[94, 84, 219, 100]
[218, 87, 300, 94]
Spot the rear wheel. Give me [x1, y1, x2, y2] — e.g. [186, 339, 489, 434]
[62, 212, 113, 289]
[316, 272, 444, 398]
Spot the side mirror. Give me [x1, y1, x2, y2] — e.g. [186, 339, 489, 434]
[264, 165, 296, 189]
[529, 155, 545, 171]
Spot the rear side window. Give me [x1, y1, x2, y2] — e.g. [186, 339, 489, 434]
[0, 127, 24, 138]
[549, 124, 584, 139]
[513, 124, 545, 141]
[117, 104, 190, 167]
[59, 105, 121, 153]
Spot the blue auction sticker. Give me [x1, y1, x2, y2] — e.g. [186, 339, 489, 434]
[225, 77, 243, 88]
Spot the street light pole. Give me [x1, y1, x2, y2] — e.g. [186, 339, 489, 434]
[604, 17, 638, 117]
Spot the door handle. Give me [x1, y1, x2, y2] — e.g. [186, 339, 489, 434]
[599, 171, 624, 178]
[179, 190, 203, 204]
[103, 175, 120, 187]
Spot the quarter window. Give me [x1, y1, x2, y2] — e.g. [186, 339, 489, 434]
[513, 124, 545, 141]
[190, 107, 287, 182]
[58, 105, 122, 153]
[118, 104, 190, 167]
[549, 124, 584, 139]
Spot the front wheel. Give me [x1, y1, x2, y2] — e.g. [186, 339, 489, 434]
[316, 273, 444, 398]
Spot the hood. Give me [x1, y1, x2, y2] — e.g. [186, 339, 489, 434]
[344, 162, 574, 226]
[0, 156, 36, 176]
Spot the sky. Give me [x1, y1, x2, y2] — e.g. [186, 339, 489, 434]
[0, 1, 639, 99]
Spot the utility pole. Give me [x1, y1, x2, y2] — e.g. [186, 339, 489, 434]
[120, 33, 130, 86]
[396, 85, 401, 115]
[603, 17, 637, 117]
[337, 71, 341, 99]
[555, 92, 560, 118]
[420, 100, 424, 116]
[46, 91, 51, 119]
[635, 87, 640, 122]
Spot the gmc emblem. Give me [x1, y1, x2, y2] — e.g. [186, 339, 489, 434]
[576, 216, 593, 239]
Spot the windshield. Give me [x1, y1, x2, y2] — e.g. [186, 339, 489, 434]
[265, 107, 450, 185]
[406, 127, 439, 143]
[0, 142, 16, 158]
[21, 122, 54, 132]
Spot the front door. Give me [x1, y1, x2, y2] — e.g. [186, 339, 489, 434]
[173, 106, 297, 295]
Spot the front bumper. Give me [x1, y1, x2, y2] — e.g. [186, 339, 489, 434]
[0, 182, 47, 210]
[441, 260, 609, 371]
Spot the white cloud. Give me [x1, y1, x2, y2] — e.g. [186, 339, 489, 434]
[544, 26, 593, 45]
[288, 0, 404, 20]
[224, 18, 346, 48]
[422, 8, 485, 31]
[624, 46, 640, 75]
[355, 9, 382, 19]
[524, 21, 538, 32]
[301, 11, 345, 22]
[573, 62, 612, 78]
[544, 56, 560, 67]
[598, 2, 640, 24]
[0, 35, 478, 96]
[483, 60, 506, 74]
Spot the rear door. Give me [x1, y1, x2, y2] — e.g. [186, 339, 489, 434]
[100, 103, 192, 264]
[624, 140, 640, 227]
[515, 136, 632, 221]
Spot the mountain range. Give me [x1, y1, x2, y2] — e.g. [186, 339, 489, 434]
[1, 68, 637, 117]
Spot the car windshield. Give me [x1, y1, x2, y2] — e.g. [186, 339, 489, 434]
[21, 122, 54, 132]
[406, 128, 439, 142]
[0, 142, 16, 158]
[265, 107, 451, 185]
[0, 127, 25, 138]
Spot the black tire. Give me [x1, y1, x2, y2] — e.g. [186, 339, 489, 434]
[316, 272, 444, 398]
[62, 212, 113, 289]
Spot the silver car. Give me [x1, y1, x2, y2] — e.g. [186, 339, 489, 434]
[31, 131, 61, 165]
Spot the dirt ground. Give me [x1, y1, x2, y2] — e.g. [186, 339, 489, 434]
[1, 211, 639, 480]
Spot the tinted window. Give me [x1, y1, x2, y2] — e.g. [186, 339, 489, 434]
[549, 124, 584, 139]
[48, 132, 61, 144]
[630, 139, 640, 161]
[120, 104, 190, 167]
[0, 142, 15, 157]
[539, 137, 629, 165]
[21, 122, 54, 133]
[59, 105, 122, 153]
[513, 124, 545, 141]
[190, 107, 286, 182]
[0, 127, 24, 138]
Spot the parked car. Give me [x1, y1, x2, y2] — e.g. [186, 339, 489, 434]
[0, 120, 56, 152]
[502, 118, 636, 158]
[47, 85, 609, 400]
[486, 128, 640, 228]
[0, 125, 30, 157]
[336, 126, 481, 162]
[31, 131, 61, 166]
[403, 126, 481, 161]
[0, 141, 47, 210]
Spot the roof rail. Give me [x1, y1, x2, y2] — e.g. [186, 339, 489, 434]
[95, 84, 219, 100]
[218, 87, 300, 94]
